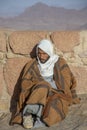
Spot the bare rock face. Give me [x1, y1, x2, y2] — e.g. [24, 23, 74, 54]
[4, 57, 30, 96]
[51, 31, 80, 52]
[0, 64, 4, 98]
[70, 66, 87, 94]
[9, 31, 49, 55]
[0, 31, 7, 52]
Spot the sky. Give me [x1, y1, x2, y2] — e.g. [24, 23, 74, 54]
[0, 0, 87, 17]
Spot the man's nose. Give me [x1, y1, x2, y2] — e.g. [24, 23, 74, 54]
[40, 54, 44, 59]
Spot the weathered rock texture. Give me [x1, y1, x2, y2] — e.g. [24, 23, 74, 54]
[0, 30, 87, 113]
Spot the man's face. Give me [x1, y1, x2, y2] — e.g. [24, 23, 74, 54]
[38, 48, 50, 63]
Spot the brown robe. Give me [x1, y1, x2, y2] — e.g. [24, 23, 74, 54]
[10, 57, 80, 126]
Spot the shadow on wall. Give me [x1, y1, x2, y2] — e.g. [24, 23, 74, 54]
[30, 44, 37, 58]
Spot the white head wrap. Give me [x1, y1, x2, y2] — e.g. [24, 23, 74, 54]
[37, 39, 59, 77]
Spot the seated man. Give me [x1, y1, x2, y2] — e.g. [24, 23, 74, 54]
[10, 39, 80, 129]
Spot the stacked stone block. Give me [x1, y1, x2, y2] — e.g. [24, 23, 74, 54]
[0, 30, 87, 113]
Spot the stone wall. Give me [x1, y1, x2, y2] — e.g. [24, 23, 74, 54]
[0, 30, 87, 113]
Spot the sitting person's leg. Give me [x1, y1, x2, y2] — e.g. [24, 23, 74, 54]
[23, 104, 46, 128]
[23, 104, 43, 117]
[10, 83, 50, 126]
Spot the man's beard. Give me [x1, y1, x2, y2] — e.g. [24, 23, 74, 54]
[39, 57, 50, 64]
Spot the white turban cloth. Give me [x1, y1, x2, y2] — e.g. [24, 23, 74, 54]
[37, 39, 59, 77]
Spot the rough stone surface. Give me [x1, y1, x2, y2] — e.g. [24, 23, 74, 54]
[82, 58, 87, 65]
[70, 66, 87, 94]
[0, 31, 7, 52]
[0, 100, 9, 112]
[80, 31, 87, 51]
[9, 31, 49, 55]
[74, 31, 87, 56]
[0, 64, 4, 98]
[51, 31, 80, 52]
[0, 52, 5, 60]
[63, 53, 83, 67]
[4, 57, 30, 96]
[0, 94, 87, 130]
